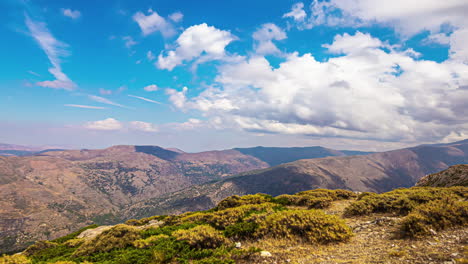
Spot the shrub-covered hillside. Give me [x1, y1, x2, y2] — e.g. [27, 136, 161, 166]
[1, 187, 467, 264]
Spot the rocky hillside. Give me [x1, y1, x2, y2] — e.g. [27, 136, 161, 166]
[125, 140, 468, 218]
[0, 145, 268, 253]
[0, 144, 367, 254]
[234, 146, 371, 166]
[2, 187, 466, 264]
[416, 164, 468, 187]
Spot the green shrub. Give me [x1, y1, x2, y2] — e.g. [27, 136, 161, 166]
[255, 209, 353, 244]
[223, 222, 259, 239]
[344, 187, 467, 216]
[0, 254, 31, 264]
[63, 238, 84, 248]
[275, 194, 333, 209]
[179, 203, 278, 229]
[73, 224, 140, 256]
[215, 194, 274, 210]
[125, 215, 167, 226]
[133, 234, 169, 248]
[23, 241, 58, 256]
[173, 225, 230, 249]
[399, 198, 468, 238]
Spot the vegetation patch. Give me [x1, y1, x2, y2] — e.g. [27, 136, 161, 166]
[399, 198, 468, 238]
[173, 225, 230, 249]
[344, 187, 467, 216]
[255, 209, 353, 243]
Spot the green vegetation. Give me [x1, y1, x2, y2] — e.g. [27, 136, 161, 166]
[399, 198, 468, 238]
[1, 187, 466, 263]
[344, 186, 466, 216]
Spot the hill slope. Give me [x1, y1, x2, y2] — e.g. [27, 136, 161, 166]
[416, 164, 468, 187]
[0, 145, 268, 253]
[4, 187, 466, 264]
[125, 140, 468, 218]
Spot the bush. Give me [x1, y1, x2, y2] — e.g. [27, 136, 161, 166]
[133, 234, 169, 248]
[0, 254, 31, 264]
[23, 241, 58, 256]
[344, 187, 467, 216]
[179, 203, 278, 229]
[215, 194, 274, 210]
[275, 189, 356, 209]
[399, 198, 468, 238]
[52, 224, 98, 244]
[173, 225, 230, 249]
[255, 209, 353, 244]
[73, 224, 140, 256]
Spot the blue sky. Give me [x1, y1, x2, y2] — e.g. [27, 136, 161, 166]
[1, 0, 467, 151]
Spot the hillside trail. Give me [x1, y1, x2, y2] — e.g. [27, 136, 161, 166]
[243, 200, 467, 264]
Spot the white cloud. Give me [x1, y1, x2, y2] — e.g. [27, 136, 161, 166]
[147, 51, 156, 61]
[449, 29, 468, 63]
[283, 2, 307, 22]
[64, 104, 106, 109]
[88, 95, 128, 108]
[133, 9, 175, 37]
[128, 94, 161, 104]
[169, 32, 468, 144]
[169, 12, 183, 23]
[157, 23, 237, 70]
[129, 121, 158, 132]
[424, 33, 451, 45]
[323, 31, 383, 54]
[166, 87, 188, 108]
[143, 84, 158, 91]
[84, 118, 123, 130]
[122, 36, 137, 48]
[252, 23, 287, 55]
[25, 15, 76, 90]
[61, 8, 81, 19]
[99, 88, 113, 95]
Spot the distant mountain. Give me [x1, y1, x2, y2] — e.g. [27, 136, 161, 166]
[234, 146, 371, 166]
[416, 164, 468, 187]
[0, 145, 268, 253]
[124, 139, 468, 218]
[0, 143, 65, 157]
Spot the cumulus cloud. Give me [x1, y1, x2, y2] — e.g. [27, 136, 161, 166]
[25, 15, 76, 90]
[129, 121, 158, 132]
[143, 84, 158, 91]
[61, 8, 81, 19]
[252, 23, 287, 55]
[283, 2, 307, 22]
[168, 32, 468, 144]
[169, 12, 183, 23]
[83, 118, 158, 132]
[133, 9, 176, 37]
[166, 87, 188, 109]
[84, 118, 123, 130]
[157, 23, 237, 70]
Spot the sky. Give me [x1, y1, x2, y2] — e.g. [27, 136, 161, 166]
[1, 0, 468, 152]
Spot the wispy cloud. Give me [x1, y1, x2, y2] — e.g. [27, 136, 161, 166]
[61, 8, 81, 19]
[84, 118, 122, 130]
[122, 36, 137, 49]
[25, 15, 76, 90]
[128, 94, 162, 104]
[88, 95, 129, 108]
[64, 104, 106, 109]
[27, 70, 40, 77]
[133, 9, 176, 38]
[143, 84, 158, 91]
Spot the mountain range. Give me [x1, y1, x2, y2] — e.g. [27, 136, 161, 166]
[0, 140, 467, 253]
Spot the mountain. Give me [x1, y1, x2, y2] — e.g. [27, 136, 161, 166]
[124, 140, 468, 218]
[0, 145, 268, 253]
[234, 146, 371, 166]
[416, 164, 468, 187]
[0, 143, 65, 157]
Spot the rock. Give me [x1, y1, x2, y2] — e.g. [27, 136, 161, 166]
[429, 229, 437, 235]
[77, 225, 113, 240]
[235, 242, 242, 248]
[260, 251, 272, 257]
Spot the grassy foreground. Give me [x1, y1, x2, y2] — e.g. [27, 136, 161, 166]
[1, 187, 467, 264]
